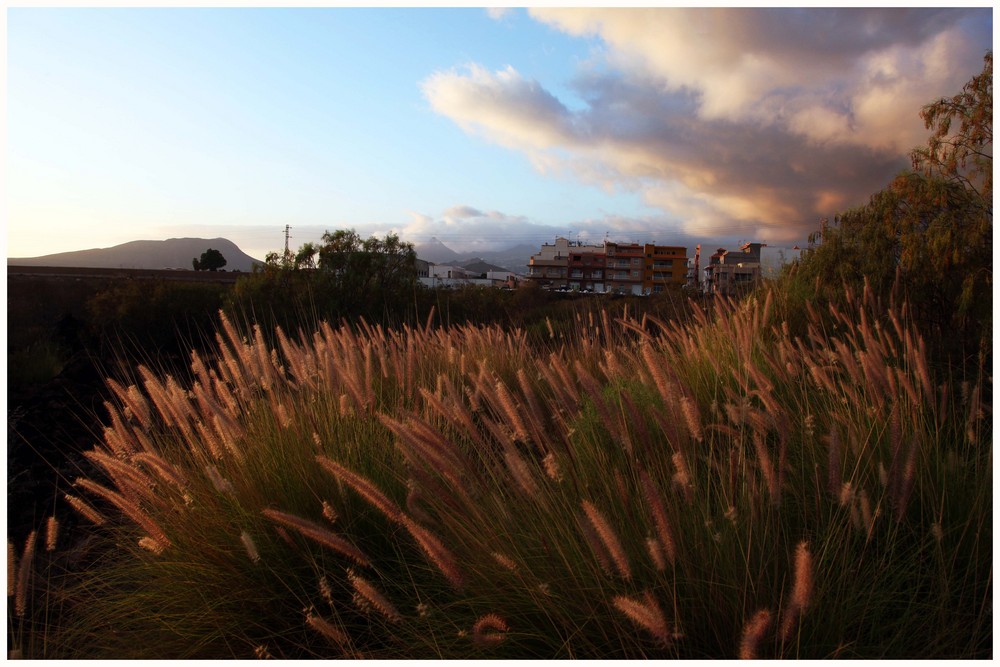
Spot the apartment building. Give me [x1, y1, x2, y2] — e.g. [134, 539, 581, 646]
[703, 242, 763, 295]
[642, 244, 688, 293]
[526, 237, 604, 289]
[527, 238, 687, 294]
[567, 249, 606, 292]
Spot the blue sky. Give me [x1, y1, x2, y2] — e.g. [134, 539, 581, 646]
[6, 6, 993, 261]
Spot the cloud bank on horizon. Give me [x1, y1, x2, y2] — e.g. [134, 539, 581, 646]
[418, 7, 991, 249]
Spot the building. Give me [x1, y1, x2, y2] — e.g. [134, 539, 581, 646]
[605, 242, 645, 295]
[567, 249, 606, 292]
[701, 242, 801, 295]
[415, 258, 430, 280]
[642, 244, 688, 293]
[419, 264, 519, 289]
[526, 237, 604, 289]
[527, 237, 687, 294]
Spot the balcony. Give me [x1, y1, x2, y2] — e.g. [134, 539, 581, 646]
[529, 258, 568, 268]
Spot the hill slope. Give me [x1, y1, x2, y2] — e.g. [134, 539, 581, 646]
[413, 238, 534, 274]
[8, 238, 263, 272]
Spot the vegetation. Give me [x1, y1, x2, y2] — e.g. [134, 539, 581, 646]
[86, 280, 230, 361]
[8, 54, 991, 660]
[11, 280, 990, 658]
[193, 248, 227, 272]
[783, 52, 991, 373]
[230, 230, 420, 332]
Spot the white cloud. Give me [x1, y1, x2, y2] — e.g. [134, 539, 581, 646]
[422, 64, 574, 151]
[486, 8, 513, 21]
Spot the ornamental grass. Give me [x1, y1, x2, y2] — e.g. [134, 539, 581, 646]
[10, 281, 991, 659]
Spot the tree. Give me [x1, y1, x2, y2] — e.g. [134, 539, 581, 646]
[316, 229, 417, 298]
[294, 242, 319, 270]
[228, 229, 419, 328]
[911, 51, 992, 215]
[785, 52, 992, 371]
[193, 248, 227, 272]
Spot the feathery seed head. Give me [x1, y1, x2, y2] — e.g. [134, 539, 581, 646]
[646, 536, 667, 571]
[307, 613, 350, 646]
[543, 452, 563, 482]
[240, 531, 261, 563]
[15, 531, 38, 617]
[472, 613, 510, 648]
[581, 499, 632, 580]
[45, 516, 59, 552]
[613, 592, 670, 645]
[792, 541, 814, 612]
[492, 551, 518, 572]
[138, 536, 167, 555]
[64, 493, 106, 526]
[739, 609, 773, 660]
[349, 571, 401, 623]
[322, 501, 338, 524]
[8, 541, 16, 597]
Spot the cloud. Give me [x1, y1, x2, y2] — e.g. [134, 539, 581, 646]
[422, 64, 575, 152]
[422, 8, 990, 244]
[400, 205, 561, 253]
[397, 204, 744, 259]
[486, 8, 514, 21]
[442, 205, 483, 218]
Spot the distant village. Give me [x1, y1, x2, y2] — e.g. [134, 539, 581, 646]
[417, 237, 803, 296]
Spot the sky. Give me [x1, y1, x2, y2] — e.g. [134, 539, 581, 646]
[5, 5, 994, 262]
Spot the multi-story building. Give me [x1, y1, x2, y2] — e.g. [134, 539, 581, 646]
[567, 249, 606, 292]
[699, 242, 802, 295]
[642, 244, 688, 293]
[703, 243, 762, 295]
[526, 237, 603, 289]
[527, 238, 687, 294]
[605, 242, 645, 295]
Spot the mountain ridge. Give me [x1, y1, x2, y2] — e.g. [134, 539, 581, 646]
[8, 238, 263, 272]
[8, 236, 535, 275]
[413, 239, 534, 274]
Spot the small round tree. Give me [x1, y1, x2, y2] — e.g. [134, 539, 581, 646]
[193, 248, 227, 272]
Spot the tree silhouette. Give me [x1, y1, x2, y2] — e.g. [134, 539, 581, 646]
[193, 248, 227, 272]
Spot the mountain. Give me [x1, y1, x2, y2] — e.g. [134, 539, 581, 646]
[458, 259, 510, 276]
[476, 244, 536, 273]
[413, 238, 535, 274]
[8, 238, 263, 272]
[413, 237, 463, 265]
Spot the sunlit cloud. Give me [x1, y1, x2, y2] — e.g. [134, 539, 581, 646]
[423, 7, 989, 245]
[422, 64, 575, 151]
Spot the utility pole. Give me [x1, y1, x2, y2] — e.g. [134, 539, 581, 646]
[283, 225, 292, 267]
[694, 244, 701, 290]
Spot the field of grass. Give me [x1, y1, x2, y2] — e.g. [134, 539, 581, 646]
[8, 281, 991, 659]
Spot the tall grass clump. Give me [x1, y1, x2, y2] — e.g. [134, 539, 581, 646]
[16, 283, 990, 658]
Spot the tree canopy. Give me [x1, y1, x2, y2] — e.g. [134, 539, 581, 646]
[193, 248, 227, 272]
[786, 52, 991, 372]
[230, 229, 418, 329]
